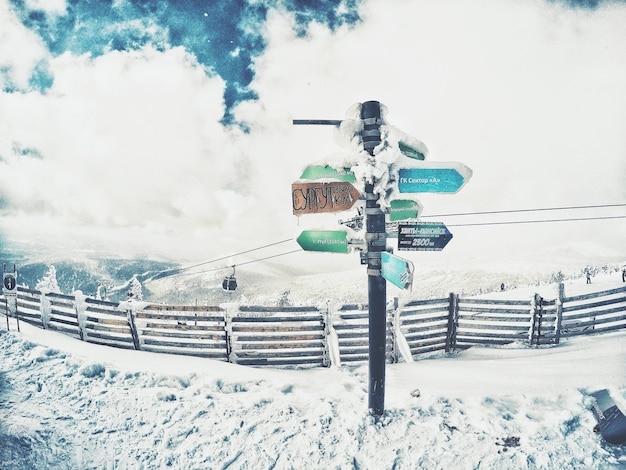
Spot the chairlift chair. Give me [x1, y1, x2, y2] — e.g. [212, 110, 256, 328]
[222, 266, 237, 291]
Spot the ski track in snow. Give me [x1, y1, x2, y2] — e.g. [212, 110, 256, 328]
[2, 274, 626, 469]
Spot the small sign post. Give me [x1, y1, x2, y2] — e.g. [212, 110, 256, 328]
[3, 264, 19, 331]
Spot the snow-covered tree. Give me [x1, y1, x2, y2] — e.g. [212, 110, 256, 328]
[276, 289, 291, 308]
[36, 265, 61, 293]
[96, 279, 115, 301]
[127, 275, 143, 300]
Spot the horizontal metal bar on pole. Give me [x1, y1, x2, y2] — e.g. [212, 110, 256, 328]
[292, 119, 342, 126]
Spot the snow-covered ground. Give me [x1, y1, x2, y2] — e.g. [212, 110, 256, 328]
[1, 272, 626, 469]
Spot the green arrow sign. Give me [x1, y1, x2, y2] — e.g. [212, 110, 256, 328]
[381, 252, 414, 290]
[398, 141, 426, 160]
[296, 230, 350, 253]
[300, 165, 356, 183]
[388, 199, 422, 221]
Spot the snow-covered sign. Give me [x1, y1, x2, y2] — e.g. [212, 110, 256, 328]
[387, 199, 422, 221]
[300, 165, 356, 183]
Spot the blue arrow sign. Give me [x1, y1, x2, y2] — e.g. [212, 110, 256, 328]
[397, 222, 453, 251]
[381, 252, 414, 290]
[398, 166, 470, 193]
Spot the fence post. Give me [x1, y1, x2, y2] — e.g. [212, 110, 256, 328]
[74, 291, 87, 341]
[445, 293, 458, 353]
[126, 302, 140, 350]
[321, 302, 332, 367]
[390, 297, 400, 364]
[224, 308, 233, 363]
[40, 292, 51, 329]
[554, 283, 564, 344]
[530, 294, 544, 346]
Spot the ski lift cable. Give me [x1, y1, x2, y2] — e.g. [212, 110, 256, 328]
[146, 203, 624, 283]
[447, 214, 626, 227]
[156, 249, 303, 280]
[421, 203, 626, 219]
[177, 238, 294, 272]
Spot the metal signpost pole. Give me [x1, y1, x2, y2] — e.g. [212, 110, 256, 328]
[360, 101, 387, 416]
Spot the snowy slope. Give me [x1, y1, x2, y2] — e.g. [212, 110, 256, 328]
[1, 273, 626, 469]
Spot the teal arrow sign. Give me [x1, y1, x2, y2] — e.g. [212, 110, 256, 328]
[398, 164, 471, 193]
[296, 230, 350, 253]
[381, 252, 414, 290]
[300, 165, 356, 183]
[388, 199, 422, 221]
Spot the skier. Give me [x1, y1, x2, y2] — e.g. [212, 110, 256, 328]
[622, 266, 626, 283]
[586, 270, 592, 284]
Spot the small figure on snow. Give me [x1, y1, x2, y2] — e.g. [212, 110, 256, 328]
[500, 283, 505, 291]
[586, 270, 592, 284]
[622, 266, 626, 283]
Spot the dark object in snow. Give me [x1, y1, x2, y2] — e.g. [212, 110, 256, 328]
[410, 388, 421, 398]
[590, 389, 626, 445]
[496, 436, 520, 448]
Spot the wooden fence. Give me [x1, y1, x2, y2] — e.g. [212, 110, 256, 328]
[2, 283, 625, 368]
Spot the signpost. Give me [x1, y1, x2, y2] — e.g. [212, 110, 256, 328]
[292, 181, 361, 215]
[3, 264, 19, 331]
[381, 252, 414, 290]
[398, 165, 471, 193]
[292, 100, 471, 417]
[397, 222, 453, 251]
[296, 230, 351, 254]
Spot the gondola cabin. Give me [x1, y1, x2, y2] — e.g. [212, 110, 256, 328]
[222, 266, 237, 291]
[222, 275, 237, 291]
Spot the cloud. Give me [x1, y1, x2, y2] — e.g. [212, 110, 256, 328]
[0, 0, 624, 266]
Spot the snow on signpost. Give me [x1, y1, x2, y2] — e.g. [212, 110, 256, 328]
[292, 101, 472, 416]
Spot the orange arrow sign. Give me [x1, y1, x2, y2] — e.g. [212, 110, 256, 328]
[292, 181, 361, 215]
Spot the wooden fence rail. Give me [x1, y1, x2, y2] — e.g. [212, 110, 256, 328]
[2, 283, 625, 368]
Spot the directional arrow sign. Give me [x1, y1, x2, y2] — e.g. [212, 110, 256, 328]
[381, 252, 414, 290]
[292, 181, 361, 215]
[296, 230, 350, 253]
[398, 141, 426, 160]
[300, 165, 356, 183]
[398, 163, 472, 193]
[388, 199, 422, 221]
[397, 222, 453, 251]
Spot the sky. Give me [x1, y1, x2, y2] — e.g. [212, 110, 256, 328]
[0, 0, 625, 272]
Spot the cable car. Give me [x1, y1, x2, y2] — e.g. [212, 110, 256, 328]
[222, 266, 237, 291]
